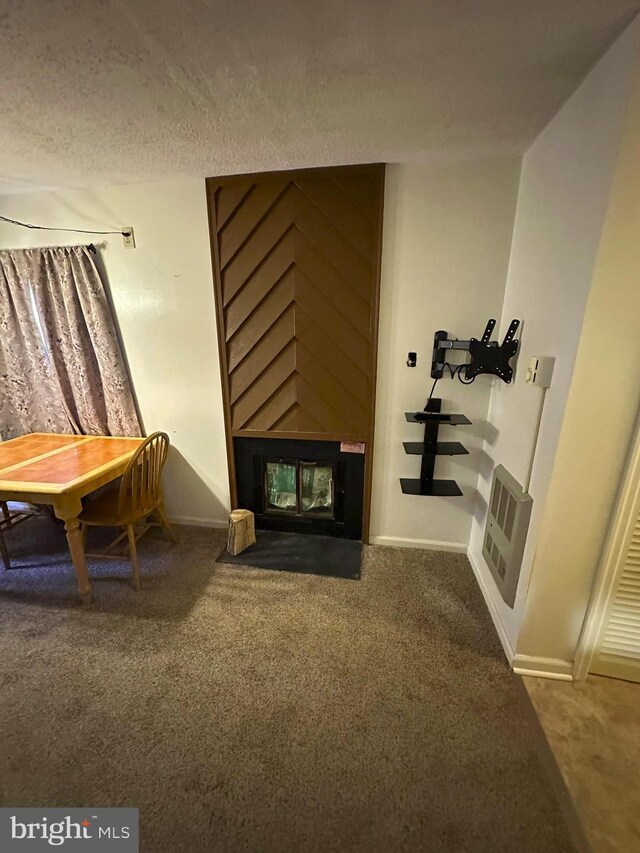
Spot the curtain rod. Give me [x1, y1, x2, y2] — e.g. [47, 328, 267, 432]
[0, 215, 131, 237]
[0, 242, 104, 255]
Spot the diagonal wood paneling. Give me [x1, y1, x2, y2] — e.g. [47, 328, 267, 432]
[226, 268, 295, 371]
[228, 306, 294, 404]
[232, 340, 297, 430]
[295, 307, 370, 410]
[207, 165, 384, 445]
[221, 188, 296, 304]
[225, 230, 295, 338]
[242, 373, 298, 432]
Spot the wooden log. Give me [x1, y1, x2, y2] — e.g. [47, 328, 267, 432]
[227, 509, 256, 556]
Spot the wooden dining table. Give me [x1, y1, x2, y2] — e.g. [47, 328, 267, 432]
[0, 432, 145, 602]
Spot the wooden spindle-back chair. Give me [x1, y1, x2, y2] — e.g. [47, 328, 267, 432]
[0, 501, 39, 570]
[79, 432, 177, 589]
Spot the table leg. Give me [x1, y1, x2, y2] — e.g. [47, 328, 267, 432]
[55, 498, 92, 604]
[0, 529, 9, 571]
[65, 518, 92, 604]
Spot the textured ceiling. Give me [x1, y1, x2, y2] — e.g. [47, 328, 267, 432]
[1, 0, 638, 193]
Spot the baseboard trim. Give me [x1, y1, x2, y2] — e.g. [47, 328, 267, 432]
[512, 655, 574, 681]
[466, 548, 574, 679]
[467, 546, 515, 663]
[167, 515, 228, 529]
[369, 535, 467, 553]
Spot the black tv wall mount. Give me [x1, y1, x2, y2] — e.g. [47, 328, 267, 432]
[431, 318, 520, 383]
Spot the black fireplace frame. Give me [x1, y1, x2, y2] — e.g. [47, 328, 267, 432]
[234, 437, 365, 540]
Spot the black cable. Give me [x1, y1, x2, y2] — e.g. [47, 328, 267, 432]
[0, 215, 129, 236]
[457, 364, 475, 385]
[430, 361, 475, 399]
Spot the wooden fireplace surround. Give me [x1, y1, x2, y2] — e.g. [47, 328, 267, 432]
[206, 164, 385, 541]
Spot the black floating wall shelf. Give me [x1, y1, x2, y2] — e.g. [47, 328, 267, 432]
[401, 397, 471, 497]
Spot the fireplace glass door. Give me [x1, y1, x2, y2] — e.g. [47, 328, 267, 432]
[265, 462, 297, 513]
[300, 463, 333, 516]
[264, 460, 334, 518]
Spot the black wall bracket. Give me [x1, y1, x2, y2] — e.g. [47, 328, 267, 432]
[431, 318, 520, 383]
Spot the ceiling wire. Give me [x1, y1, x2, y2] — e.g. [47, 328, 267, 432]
[0, 215, 130, 236]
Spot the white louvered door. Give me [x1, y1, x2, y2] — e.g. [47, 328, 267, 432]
[591, 476, 640, 682]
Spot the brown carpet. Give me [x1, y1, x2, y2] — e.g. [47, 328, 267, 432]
[0, 516, 574, 852]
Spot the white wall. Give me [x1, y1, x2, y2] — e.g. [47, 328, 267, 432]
[0, 163, 521, 542]
[468, 17, 640, 660]
[371, 159, 520, 550]
[0, 179, 231, 526]
[518, 56, 640, 664]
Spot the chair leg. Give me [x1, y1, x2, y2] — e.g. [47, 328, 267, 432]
[126, 524, 141, 591]
[0, 530, 10, 571]
[156, 503, 178, 544]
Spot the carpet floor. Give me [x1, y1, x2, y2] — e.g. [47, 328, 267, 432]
[0, 516, 573, 852]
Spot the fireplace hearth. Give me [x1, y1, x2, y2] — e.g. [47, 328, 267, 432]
[234, 437, 365, 540]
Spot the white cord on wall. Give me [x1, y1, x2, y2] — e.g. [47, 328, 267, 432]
[523, 386, 548, 495]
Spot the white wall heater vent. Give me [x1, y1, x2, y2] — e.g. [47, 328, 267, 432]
[483, 465, 533, 607]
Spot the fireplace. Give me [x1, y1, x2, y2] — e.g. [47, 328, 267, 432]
[207, 165, 384, 544]
[234, 438, 365, 540]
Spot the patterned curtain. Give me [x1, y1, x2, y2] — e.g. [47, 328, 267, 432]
[0, 252, 70, 438]
[0, 246, 141, 439]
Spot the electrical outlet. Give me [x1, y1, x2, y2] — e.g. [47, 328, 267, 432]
[526, 356, 555, 388]
[122, 228, 135, 248]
